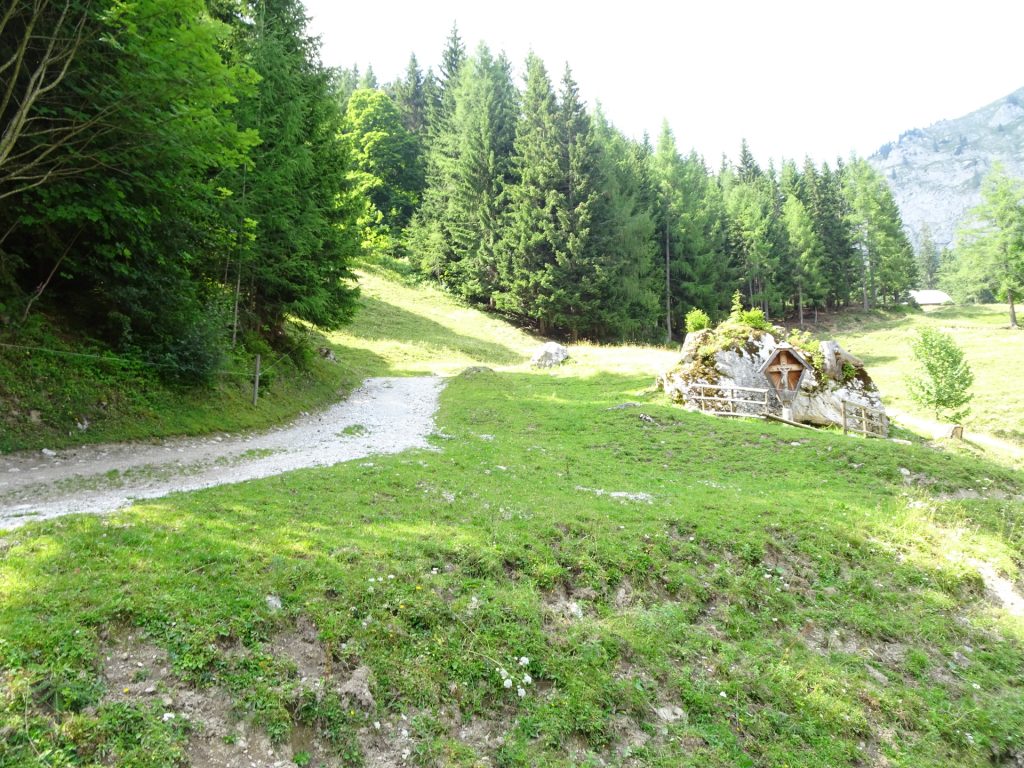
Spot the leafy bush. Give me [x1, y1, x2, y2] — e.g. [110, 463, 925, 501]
[684, 308, 711, 333]
[728, 291, 773, 331]
[906, 328, 974, 422]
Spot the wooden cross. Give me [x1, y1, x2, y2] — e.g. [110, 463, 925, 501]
[767, 359, 801, 392]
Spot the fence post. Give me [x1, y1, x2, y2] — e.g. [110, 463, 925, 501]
[252, 354, 261, 406]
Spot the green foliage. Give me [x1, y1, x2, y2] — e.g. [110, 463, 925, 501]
[684, 308, 712, 333]
[907, 327, 974, 422]
[727, 291, 773, 331]
[945, 164, 1024, 327]
[223, 0, 360, 332]
[843, 159, 918, 306]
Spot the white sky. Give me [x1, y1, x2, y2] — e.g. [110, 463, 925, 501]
[303, 0, 1023, 167]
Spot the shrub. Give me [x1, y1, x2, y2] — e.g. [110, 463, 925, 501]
[684, 308, 711, 333]
[906, 328, 973, 422]
[728, 291, 773, 331]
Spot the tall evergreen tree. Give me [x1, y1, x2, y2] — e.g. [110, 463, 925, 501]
[2, 0, 256, 379]
[496, 53, 561, 331]
[843, 158, 916, 307]
[389, 54, 427, 136]
[916, 222, 941, 290]
[225, 0, 360, 333]
[947, 164, 1024, 327]
[782, 195, 824, 325]
[589, 110, 660, 339]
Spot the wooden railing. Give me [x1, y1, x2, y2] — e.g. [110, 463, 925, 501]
[684, 384, 772, 417]
[840, 400, 889, 438]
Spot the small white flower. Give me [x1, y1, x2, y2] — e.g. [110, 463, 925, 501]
[373, 721, 381, 730]
[523, 674, 532, 685]
[719, 691, 727, 698]
[517, 686, 526, 698]
[367, 586, 374, 593]
[162, 712, 175, 721]
[972, 683, 981, 690]
[498, 667, 509, 679]
[388, 574, 395, 580]
[518, 656, 530, 667]
[401, 728, 409, 738]
[503, 678, 513, 689]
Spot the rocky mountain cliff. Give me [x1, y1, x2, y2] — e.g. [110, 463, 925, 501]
[868, 87, 1024, 249]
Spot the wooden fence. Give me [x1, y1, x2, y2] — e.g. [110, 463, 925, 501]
[840, 400, 889, 438]
[684, 384, 772, 417]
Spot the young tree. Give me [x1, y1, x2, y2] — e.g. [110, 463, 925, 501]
[907, 328, 974, 422]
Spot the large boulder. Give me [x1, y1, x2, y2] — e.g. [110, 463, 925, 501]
[531, 341, 569, 368]
[659, 326, 885, 429]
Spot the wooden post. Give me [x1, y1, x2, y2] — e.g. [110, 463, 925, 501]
[252, 353, 261, 406]
[841, 401, 848, 435]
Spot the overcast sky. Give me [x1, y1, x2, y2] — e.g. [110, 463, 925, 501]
[303, 0, 1023, 167]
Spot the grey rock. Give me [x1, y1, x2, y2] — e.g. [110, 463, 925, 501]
[869, 87, 1024, 250]
[679, 328, 712, 363]
[654, 705, 686, 723]
[661, 331, 886, 429]
[530, 342, 569, 368]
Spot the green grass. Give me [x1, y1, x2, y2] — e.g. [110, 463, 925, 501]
[0, 261, 539, 453]
[817, 304, 1023, 446]
[3, 342, 1023, 766]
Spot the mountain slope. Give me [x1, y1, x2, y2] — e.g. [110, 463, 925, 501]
[869, 87, 1024, 248]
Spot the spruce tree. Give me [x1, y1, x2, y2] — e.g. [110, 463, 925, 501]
[496, 54, 561, 331]
[226, 0, 360, 333]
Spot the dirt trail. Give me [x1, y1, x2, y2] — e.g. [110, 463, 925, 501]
[0, 376, 445, 529]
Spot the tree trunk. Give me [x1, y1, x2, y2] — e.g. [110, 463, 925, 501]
[1010, 288, 1019, 329]
[798, 285, 804, 328]
[664, 223, 672, 343]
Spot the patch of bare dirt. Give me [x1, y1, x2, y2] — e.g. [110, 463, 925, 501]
[541, 584, 593, 626]
[969, 558, 1024, 619]
[762, 543, 818, 598]
[99, 631, 342, 768]
[357, 710, 510, 768]
[800, 623, 907, 681]
[268, 615, 330, 689]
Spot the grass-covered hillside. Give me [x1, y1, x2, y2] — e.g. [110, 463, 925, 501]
[0, 263, 540, 453]
[819, 304, 1021, 448]
[2, 272, 1023, 768]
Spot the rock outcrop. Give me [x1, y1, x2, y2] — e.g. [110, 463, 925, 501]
[531, 342, 569, 368]
[868, 86, 1024, 249]
[660, 326, 885, 429]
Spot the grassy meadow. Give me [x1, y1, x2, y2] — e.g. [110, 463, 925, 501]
[3, 269, 1024, 767]
[816, 304, 1022, 447]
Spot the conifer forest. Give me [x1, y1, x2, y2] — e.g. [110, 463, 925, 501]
[1, 3, 917, 379]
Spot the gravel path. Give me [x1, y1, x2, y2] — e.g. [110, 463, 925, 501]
[0, 376, 445, 529]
